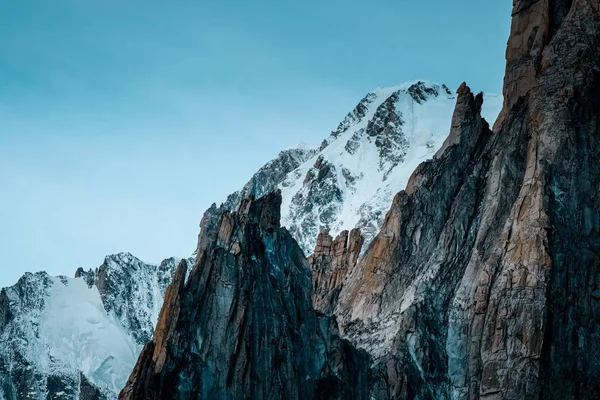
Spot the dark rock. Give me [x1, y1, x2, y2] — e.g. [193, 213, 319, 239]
[80, 373, 108, 400]
[120, 191, 371, 400]
[365, 91, 409, 180]
[408, 81, 440, 104]
[286, 157, 344, 250]
[218, 147, 316, 216]
[333, 92, 378, 136]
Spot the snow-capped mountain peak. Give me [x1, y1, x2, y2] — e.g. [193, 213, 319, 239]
[216, 81, 502, 254]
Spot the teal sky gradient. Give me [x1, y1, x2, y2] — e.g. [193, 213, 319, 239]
[0, 1, 512, 287]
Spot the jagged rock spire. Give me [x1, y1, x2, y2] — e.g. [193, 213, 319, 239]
[123, 2, 600, 399]
[120, 191, 371, 400]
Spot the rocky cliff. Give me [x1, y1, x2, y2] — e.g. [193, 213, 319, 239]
[334, 1, 600, 399]
[6, 1, 599, 398]
[120, 191, 371, 400]
[0, 82, 499, 400]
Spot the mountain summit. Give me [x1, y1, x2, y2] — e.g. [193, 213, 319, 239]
[216, 81, 502, 254]
[0, 80, 491, 400]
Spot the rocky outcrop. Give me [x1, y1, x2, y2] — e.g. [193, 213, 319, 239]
[9, 1, 598, 398]
[308, 229, 364, 314]
[337, 82, 497, 399]
[332, 92, 378, 137]
[335, 1, 600, 399]
[120, 191, 371, 400]
[220, 147, 317, 213]
[365, 91, 408, 180]
[285, 155, 345, 249]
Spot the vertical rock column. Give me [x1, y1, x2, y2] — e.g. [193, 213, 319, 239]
[308, 228, 364, 314]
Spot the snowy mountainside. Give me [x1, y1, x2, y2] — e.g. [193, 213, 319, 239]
[76, 253, 188, 344]
[213, 81, 502, 253]
[221, 146, 317, 212]
[0, 253, 191, 400]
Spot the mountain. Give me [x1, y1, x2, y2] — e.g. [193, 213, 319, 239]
[124, 0, 600, 398]
[334, 1, 600, 399]
[0, 80, 498, 400]
[120, 192, 371, 400]
[215, 81, 502, 254]
[0, 254, 191, 399]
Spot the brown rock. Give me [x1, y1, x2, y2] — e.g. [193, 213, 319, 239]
[151, 260, 187, 373]
[308, 228, 364, 314]
[334, 1, 600, 399]
[120, 2, 600, 398]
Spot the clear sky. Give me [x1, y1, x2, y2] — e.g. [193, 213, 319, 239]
[0, 1, 512, 288]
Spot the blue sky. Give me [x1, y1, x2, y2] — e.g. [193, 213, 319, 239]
[0, 1, 512, 287]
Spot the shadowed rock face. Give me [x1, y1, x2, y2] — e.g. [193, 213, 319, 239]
[120, 191, 371, 400]
[335, 1, 600, 399]
[201, 81, 485, 258]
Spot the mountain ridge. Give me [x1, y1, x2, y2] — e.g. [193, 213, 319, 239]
[0, 80, 500, 399]
[211, 80, 502, 255]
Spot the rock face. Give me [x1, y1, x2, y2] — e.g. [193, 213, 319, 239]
[0, 254, 190, 400]
[308, 229, 364, 314]
[120, 192, 371, 400]
[207, 81, 503, 255]
[334, 1, 600, 399]
[122, 2, 600, 397]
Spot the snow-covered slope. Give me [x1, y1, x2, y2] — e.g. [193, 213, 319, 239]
[75, 253, 185, 344]
[216, 81, 502, 253]
[0, 253, 190, 400]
